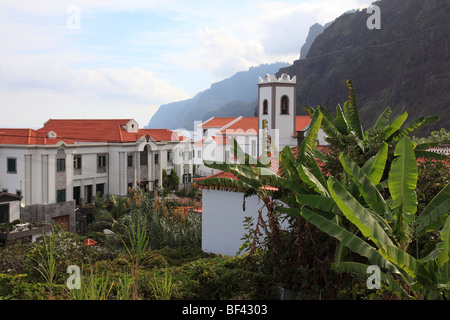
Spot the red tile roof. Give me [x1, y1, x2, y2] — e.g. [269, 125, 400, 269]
[218, 117, 258, 135]
[37, 119, 143, 143]
[140, 129, 188, 142]
[0, 119, 185, 145]
[206, 116, 311, 135]
[201, 117, 239, 128]
[0, 128, 74, 145]
[296, 116, 312, 131]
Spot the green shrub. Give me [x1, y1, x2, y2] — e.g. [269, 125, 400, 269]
[0, 274, 48, 300]
[0, 242, 30, 274]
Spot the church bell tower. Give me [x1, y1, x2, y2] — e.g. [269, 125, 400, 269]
[257, 73, 297, 156]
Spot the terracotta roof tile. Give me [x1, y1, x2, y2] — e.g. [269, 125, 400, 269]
[218, 117, 258, 135]
[0, 128, 73, 145]
[201, 117, 239, 128]
[0, 119, 185, 145]
[296, 116, 312, 131]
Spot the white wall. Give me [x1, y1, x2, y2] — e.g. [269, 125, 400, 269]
[4, 200, 21, 222]
[202, 189, 265, 256]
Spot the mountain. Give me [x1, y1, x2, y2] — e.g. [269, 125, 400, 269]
[278, 0, 450, 136]
[146, 62, 290, 130]
[300, 22, 332, 59]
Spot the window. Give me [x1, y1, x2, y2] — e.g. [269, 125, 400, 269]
[183, 174, 192, 184]
[280, 95, 289, 115]
[140, 147, 148, 165]
[251, 140, 257, 156]
[98, 155, 106, 168]
[263, 100, 268, 115]
[16, 190, 22, 197]
[167, 151, 172, 162]
[155, 153, 159, 164]
[127, 155, 133, 167]
[57, 158, 65, 172]
[0, 204, 9, 224]
[7, 158, 16, 174]
[183, 151, 191, 161]
[57, 189, 66, 203]
[73, 155, 82, 170]
[197, 150, 201, 159]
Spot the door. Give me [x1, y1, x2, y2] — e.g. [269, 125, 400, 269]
[73, 186, 81, 206]
[53, 215, 70, 232]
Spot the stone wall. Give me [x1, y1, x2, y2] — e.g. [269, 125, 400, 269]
[21, 200, 76, 233]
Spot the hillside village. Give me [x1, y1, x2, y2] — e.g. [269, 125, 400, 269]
[0, 73, 323, 244]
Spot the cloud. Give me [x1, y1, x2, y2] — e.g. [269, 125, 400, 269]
[196, 27, 266, 78]
[0, 64, 190, 128]
[0, 0, 378, 128]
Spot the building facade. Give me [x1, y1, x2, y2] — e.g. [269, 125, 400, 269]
[0, 119, 193, 233]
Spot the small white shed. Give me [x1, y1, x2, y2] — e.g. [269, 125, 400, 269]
[201, 188, 265, 256]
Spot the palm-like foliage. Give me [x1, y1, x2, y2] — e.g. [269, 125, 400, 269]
[197, 80, 449, 298]
[90, 194, 129, 235]
[307, 80, 444, 178]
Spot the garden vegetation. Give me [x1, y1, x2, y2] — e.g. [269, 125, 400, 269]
[0, 81, 448, 300]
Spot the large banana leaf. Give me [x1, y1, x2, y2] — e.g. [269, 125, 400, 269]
[296, 109, 323, 163]
[361, 142, 389, 185]
[340, 153, 391, 220]
[335, 104, 349, 135]
[297, 194, 340, 214]
[297, 164, 329, 196]
[300, 207, 399, 273]
[196, 176, 252, 192]
[343, 80, 364, 140]
[317, 105, 339, 139]
[434, 214, 450, 269]
[388, 137, 418, 215]
[379, 244, 432, 286]
[416, 183, 450, 236]
[371, 107, 392, 131]
[327, 177, 395, 248]
[333, 261, 411, 298]
[391, 116, 440, 143]
[382, 111, 408, 140]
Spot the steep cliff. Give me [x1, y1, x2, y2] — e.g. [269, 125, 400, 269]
[278, 0, 449, 135]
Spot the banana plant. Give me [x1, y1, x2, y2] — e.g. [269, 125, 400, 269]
[299, 137, 450, 299]
[307, 80, 444, 178]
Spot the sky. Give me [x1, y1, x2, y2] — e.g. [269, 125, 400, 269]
[0, 0, 375, 129]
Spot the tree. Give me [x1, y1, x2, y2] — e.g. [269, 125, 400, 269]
[163, 169, 180, 192]
[413, 128, 450, 145]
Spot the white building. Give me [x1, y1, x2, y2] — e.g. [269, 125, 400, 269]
[0, 119, 193, 233]
[196, 73, 328, 255]
[193, 74, 327, 179]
